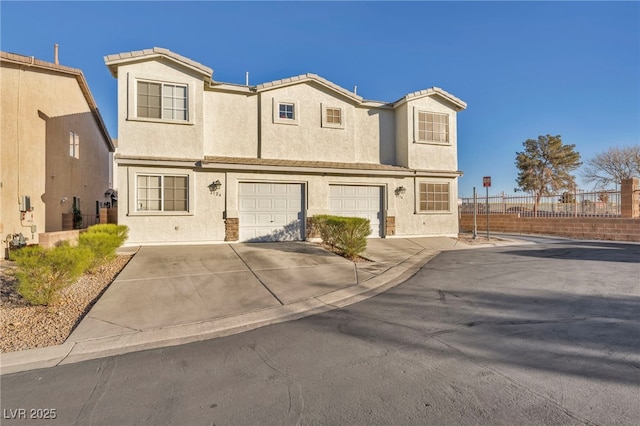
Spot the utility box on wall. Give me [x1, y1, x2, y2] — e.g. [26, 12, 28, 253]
[20, 195, 31, 212]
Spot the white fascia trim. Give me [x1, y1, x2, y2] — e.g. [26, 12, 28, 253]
[115, 157, 200, 168]
[207, 82, 254, 94]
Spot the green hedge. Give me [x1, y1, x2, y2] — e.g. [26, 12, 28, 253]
[311, 215, 371, 258]
[10, 224, 129, 306]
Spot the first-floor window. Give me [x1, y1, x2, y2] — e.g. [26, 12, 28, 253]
[419, 182, 450, 212]
[137, 174, 188, 212]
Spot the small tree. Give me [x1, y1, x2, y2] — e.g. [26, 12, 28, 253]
[515, 134, 581, 215]
[581, 145, 640, 190]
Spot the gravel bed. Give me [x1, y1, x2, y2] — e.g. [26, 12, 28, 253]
[456, 233, 506, 245]
[0, 255, 132, 353]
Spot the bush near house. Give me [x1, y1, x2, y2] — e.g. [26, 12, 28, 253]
[10, 243, 93, 306]
[10, 224, 129, 306]
[311, 215, 371, 258]
[78, 224, 129, 268]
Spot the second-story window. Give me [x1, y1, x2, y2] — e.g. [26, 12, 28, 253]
[321, 104, 345, 129]
[418, 112, 449, 143]
[69, 131, 79, 159]
[278, 103, 295, 120]
[326, 107, 341, 124]
[137, 81, 188, 121]
[273, 99, 299, 125]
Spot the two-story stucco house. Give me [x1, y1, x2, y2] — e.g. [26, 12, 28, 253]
[1, 51, 114, 247]
[104, 47, 466, 245]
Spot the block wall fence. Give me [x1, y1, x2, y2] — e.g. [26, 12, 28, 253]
[460, 178, 640, 242]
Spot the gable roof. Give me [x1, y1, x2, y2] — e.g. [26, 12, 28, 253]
[255, 73, 363, 103]
[104, 47, 213, 79]
[0, 51, 114, 152]
[105, 47, 466, 110]
[393, 87, 467, 111]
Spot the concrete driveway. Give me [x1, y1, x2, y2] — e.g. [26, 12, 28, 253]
[67, 238, 459, 344]
[69, 242, 357, 339]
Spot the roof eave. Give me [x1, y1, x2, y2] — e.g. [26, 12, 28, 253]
[104, 47, 213, 80]
[256, 74, 363, 104]
[393, 87, 467, 111]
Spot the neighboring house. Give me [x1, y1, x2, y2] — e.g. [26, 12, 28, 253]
[104, 47, 466, 245]
[0, 51, 114, 246]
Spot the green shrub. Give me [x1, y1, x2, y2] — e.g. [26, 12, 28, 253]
[10, 243, 93, 306]
[312, 215, 371, 258]
[78, 224, 128, 267]
[310, 214, 335, 245]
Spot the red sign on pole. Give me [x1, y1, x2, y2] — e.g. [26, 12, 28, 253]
[483, 176, 492, 188]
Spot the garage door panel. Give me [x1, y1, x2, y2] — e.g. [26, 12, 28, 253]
[240, 199, 256, 209]
[239, 183, 304, 242]
[329, 185, 382, 238]
[240, 214, 257, 225]
[272, 199, 288, 209]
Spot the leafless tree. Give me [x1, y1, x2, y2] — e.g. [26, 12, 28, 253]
[582, 146, 640, 189]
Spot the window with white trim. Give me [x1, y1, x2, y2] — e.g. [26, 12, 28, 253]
[137, 81, 188, 121]
[321, 104, 344, 129]
[273, 99, 299, 125]
[279, 103, 295, 120]
[136, 174, 188, 212]
[417, 112, 449, 143]
[419, 182, 450, 212]
[69, 131, 79, 159]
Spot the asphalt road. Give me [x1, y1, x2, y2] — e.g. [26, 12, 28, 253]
[2, 238, 639, 425]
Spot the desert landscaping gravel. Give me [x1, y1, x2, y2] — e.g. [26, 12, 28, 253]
[0, 255, 132, 353]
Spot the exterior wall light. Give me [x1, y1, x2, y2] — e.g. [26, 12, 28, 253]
[208, 180, 222, 193]
[395, 186, 407, 196]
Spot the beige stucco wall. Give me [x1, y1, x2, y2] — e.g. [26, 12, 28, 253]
[407, 97, 458, 171]
[395, 103, 410, 168]
[1, 62, 111, 244]
[204, 90, 258, 157]
[258, 83, 366, 163]
[112, 56, 463, 245]
[396, 97, 459, 171]
[116, 58, 205, 160]
[393, 176, 460, 237]
[118, 165, 459, 245]
[117, 165, 226, 245]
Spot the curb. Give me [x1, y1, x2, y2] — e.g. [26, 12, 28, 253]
[0, 248, 439, 375]
[1, 237, 536, 375]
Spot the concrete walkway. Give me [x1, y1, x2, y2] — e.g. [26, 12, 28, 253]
[1, 236, 527, 375]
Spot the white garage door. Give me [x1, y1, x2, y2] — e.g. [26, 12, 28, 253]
[239, 183, 304, 242]
[329, 185, 382, 237]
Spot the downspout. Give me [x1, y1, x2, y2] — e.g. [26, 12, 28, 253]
[17, 56, 35, 234]
[16, 56, 34, 209]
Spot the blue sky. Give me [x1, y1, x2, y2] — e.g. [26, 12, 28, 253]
[2, 1, 638, 197]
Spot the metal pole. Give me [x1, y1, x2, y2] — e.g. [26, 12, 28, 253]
[486, 186, 490, 239]
[473, 187, 477, 239]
